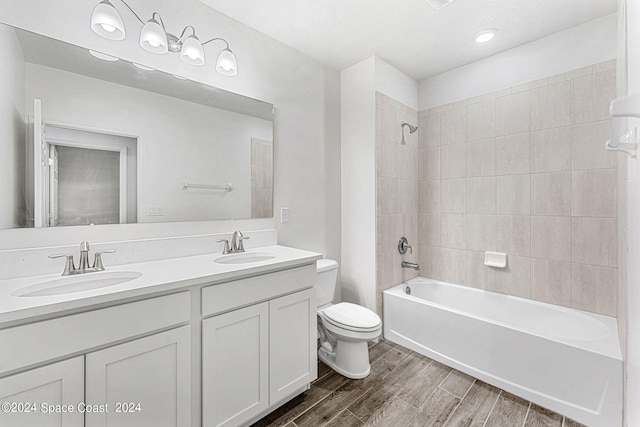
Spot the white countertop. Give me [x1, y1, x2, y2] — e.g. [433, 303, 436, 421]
[0, 245, 323, 325]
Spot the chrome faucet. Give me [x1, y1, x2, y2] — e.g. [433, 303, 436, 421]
[217, 231, 251, 255]
[49, 241, 115, 276]
[401, 261, 420, 270]
[231, 230, 250, 253]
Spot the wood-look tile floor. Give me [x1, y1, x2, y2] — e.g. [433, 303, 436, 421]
[252, 339, 586, 427]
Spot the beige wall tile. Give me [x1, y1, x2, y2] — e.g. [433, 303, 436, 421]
[398, 179, 418, 214]
[378, 177, 397, 215]
[531, 172, 571, 216]
[466, 214, 497, 251]
[378, 214, 402, 253]
[531, 81, 571, 131]
[531, 258, 571, 306]
[420, 112, 441, 147]
[493, 256, 531, 298]
[420, 146, 440, 180]
[496, 92, 530, 136]
[572, 169, 617, 217]
[593, 59, 616, 73]
[419, 180, 440, 213]
[467, 176, 496, 214]
[380, 99, 396, 142]
[441, 106, 467, 145]
[441, 213, 467, 249]
[571, 68, 616, 124]
[440, 247, 466, 284]
[467, 138, 496, 177]
[419, 245, 441, 279]
[441, 142, 467, 179]
[531, 216, 571, 261]
[397, 144, 418, 180]
[571, 263, 617, 316]
[380, 142, 396, 178]
[441, 178, 466, 213]
[571, 120, 616, 170]
[466, 99, 496, 141]
[419, 213, 441, 246]
[572, 217, 617, 267]
[497, 175, 530, 215]
[496, 133, 531, 175]
[404, 213, 420, 255]
[496, 215, 531, 257]
[465, 250, 495, 290]
[531, 127, 571, 173]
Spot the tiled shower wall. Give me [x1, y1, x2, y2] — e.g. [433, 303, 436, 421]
[417, 60, 618, 316]
[375, 93, 420, 314]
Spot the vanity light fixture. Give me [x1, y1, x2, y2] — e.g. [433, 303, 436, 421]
[474, 28, 498, 44]
[90, 0, 238, 76]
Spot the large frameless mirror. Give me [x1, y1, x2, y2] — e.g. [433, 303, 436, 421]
[0, 22, 274, 229]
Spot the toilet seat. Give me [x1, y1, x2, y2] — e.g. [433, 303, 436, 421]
[321, 303, 381, 333]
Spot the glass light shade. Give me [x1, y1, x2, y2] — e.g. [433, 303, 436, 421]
[180, 36, 205, 66]
[216, 48, 238, 76]
[91, 0, 125, 40]
[140, 19, 168, 54]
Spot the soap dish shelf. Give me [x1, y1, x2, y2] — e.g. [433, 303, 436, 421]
[484, 252, 507, 268]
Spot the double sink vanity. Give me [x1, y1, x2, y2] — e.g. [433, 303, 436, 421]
[0, 231, 322, 427]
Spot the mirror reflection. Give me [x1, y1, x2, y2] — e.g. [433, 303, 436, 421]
[0, 23, 274, 230]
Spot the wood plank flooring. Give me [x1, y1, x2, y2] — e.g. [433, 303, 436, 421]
[252, 339, 586, 427]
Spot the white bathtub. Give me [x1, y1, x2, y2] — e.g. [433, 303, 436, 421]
[383, 277, 622, 427]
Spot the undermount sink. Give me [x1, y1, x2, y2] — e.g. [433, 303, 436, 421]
[214, 251, 277, 264]
[11, 271, 143, 297]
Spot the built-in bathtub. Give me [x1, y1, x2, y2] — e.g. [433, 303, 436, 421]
[383, 277, 622, 427]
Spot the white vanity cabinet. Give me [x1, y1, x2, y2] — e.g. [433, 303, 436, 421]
[0, 357, 85, 427]
[85, 326, 192, 427]
[201, 265, 317, 427]
[0, 292, 192, 427]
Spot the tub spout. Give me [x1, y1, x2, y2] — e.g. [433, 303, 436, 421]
[401, 261, 420, 270]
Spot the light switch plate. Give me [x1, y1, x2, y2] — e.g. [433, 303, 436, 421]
[280, 207, 290, 223]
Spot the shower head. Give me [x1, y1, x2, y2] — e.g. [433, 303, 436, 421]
[402, 122, 418, 134]
[400, 121, 418, 145]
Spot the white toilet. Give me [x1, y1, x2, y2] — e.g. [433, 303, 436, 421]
[316, 259, 382, 379]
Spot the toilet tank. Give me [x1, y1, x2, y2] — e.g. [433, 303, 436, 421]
[316, 259, 338, 307]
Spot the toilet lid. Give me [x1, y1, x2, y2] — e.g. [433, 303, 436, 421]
[322, 303, 381, 331]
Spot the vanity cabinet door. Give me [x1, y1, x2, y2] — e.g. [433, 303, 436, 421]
[202, 302, 269, 427]
[269, 288, 317, 405]
[85, 326, 191, 427]
[0, 357, 84, 427]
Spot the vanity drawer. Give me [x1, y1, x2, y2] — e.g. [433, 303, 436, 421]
[201, 264, 316, 317]
[0, 292, 190, 375]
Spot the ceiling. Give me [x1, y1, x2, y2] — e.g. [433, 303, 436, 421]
[198, 0, 617, 81]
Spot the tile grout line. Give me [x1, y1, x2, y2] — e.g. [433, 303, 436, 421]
[521, 402, 532, 427]
[442, 378, 477, 426]
[481, 389, 503, 427]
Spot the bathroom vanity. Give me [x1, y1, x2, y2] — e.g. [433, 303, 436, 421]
[0, 243, 322, 427]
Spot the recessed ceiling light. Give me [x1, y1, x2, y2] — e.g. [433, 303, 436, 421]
[475, 29, 498, 44]
[132, 63, 156, 71]
[88, 49, 119, 61]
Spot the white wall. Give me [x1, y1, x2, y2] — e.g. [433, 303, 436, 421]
[375, 57, 418, 111]
[25, 63, 272, 223]
[624, 0, 640, 423]
[341, 57, 376, 310]
[0, 25, 26, 229]
[0, 0, 341, 262]
[419, 14, 617, 110]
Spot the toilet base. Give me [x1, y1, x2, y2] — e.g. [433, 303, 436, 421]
[318, 340, 371, 379]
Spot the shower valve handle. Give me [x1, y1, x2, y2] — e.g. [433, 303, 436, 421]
[398, 237, 412, 255]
